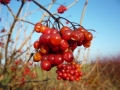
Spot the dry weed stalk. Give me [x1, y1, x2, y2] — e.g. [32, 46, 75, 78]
[0, 0, 79, 89]
[80, 0, 88, 25]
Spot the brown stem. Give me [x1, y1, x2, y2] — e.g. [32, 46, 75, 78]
[8, 78, 55, 86]
[0, 33, 10, 37]
[32, 0, 57, 21]
[16, 18, 35, 25]
[3, 1, 26, 74]
[4, 2, 15, 18]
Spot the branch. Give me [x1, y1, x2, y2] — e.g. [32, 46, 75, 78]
[32, 0, 57, 21]
[17, 30, 34, 53]
[67, 0, 78, 9]
[80, 0, 88, 25]
[3, 0, 15, 18]
[0, 33, 10, 37]
[8, 78, 55, 86]
[3, 1, 26, 74]
[10, 29, 34, 60]
[40, 0, 56, 22]
[16, 18, 35, 25]
[45, 0, 79, 17]
[13, 44, 32, 60]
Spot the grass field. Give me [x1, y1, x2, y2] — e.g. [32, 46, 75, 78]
[0, 53, 120, 90]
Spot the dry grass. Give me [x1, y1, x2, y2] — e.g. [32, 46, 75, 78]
[0, 0, 120, 90]
[0, 53, 120, 90]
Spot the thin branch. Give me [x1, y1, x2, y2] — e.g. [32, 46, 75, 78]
[3, 1, 26, 74]
[4, 2, 15, 18]
[13, 3, 31, 54]
[23, 8, 41, 18]
[40, 0, 56, 22]
[45, 0, 79, 17]
[8, 78, 55, 86]
[13, 44, 32, 60]
[13, 24, 23, 53]
[32, 0, 57, 21]
[67, 0, 78, 9]
[17, 29, 34, 52]
[88, 62, 110, 90]
[10, 29, 34, 60]
[16, 18, 35, 25]
[80, 0, 88, 25]
[0, 33, 10, 37]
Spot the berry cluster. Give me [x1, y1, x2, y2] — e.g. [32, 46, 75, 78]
[56, 62, 82, 81]
[57, 5, 67, 14]
[0, 0, 10, 5]
[33, 21, 93, 81]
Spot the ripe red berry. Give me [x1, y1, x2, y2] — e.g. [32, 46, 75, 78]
[62, 30, 72, 41]
[68, 40, 77, 51]
[41, 60, 51, 71]
[49, 34, 62, 46]
[60, 39, 69, 51]
[57, 5, 67, 14]
[63, 51, 74, 62]
[54, 54, 64, 65]
[84, 32, 93, 41]
[83, 40, 91, 48]
[60, 26, 70, 35]
[0, 0, 11, 5]
[33, 41, 40, 49]
[34, 22, 42, 33]
[48, 54, 55, 66]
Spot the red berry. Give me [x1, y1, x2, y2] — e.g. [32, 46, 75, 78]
[57, 5, 67, 14]
[33, 41, 40, 49]
[0, 0, 11, 5]
[60, 39, 69, 51]
[84, 32, 93, 41]
[83, 41, 91, 48]
[39, 44, 49, 55]
[48, 54, 55, 66]
[34, 22, 42, 33]
[39, 34, 51, 44]
[41, 60, 51, 71]
[63, 51, 74, 62]
[49, 34, 62, 46]
[62, 30, 72, 41]
[60, 26, 70, 35]
[54, 54, 64, 65]
[68, 40, 77, 51]
[71, 31, 80, 41]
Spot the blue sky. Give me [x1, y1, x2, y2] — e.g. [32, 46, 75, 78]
[0, 0, 120, 58]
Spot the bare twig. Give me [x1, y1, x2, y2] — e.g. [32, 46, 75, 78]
[32, 0, 57, 21]
[88, 62, 111, 90]
[67, 0, 78, 9]
[4, 2, 15, 18]
[16, 18, 35, 25]
[10, 29, 34, 60]
[80, 0, 88, 25]
[40, 0, 56, 22]
[3, 1, 26, 74]
[45, 0, 79, 17]
[8, 78, 55, 86]
[17, 29, 34, 53]
[13, 44, 33, 60]
[0, 33, 10, 37]
[13, 25, 23, 52]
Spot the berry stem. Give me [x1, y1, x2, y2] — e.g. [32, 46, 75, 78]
[32, 0, 57, 21]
